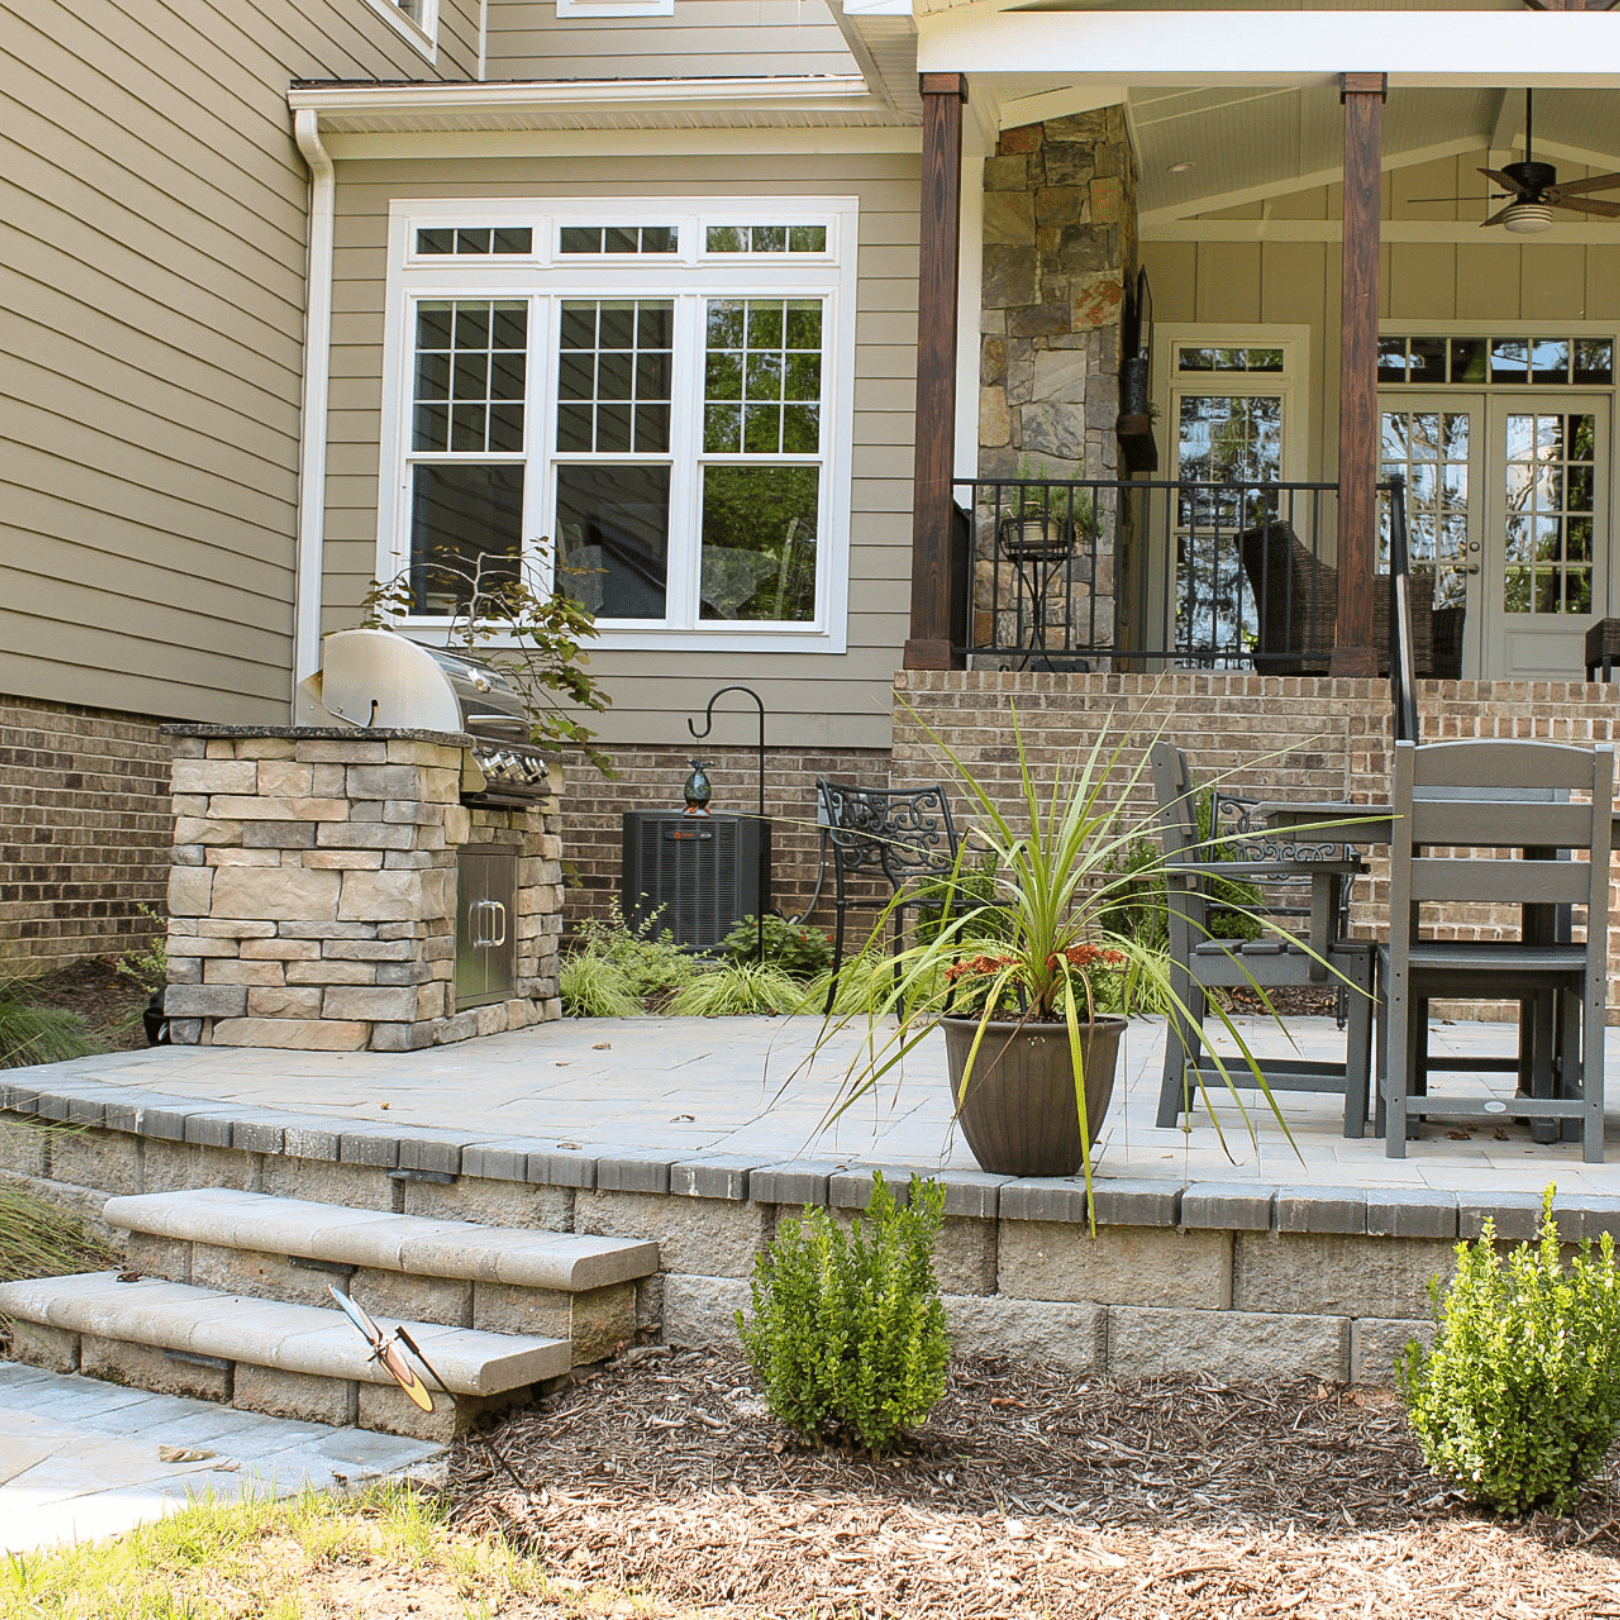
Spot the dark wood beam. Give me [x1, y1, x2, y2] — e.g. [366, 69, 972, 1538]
[905, 72, 968, 672]
[1332, 70, 1386, 679]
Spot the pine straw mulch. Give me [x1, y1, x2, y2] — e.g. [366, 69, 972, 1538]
[448, 1349, 1620, 1619]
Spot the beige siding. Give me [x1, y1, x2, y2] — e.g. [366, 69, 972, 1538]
[484, 0, 858, 82]
[1142, 149, 1620, 485]
[322, 151, 920, 751]
[0, 0, 468, 724]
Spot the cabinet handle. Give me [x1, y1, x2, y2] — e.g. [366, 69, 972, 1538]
[489, 901, 508, 948]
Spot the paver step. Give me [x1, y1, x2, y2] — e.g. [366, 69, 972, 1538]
[102, 1188, 658, 1290]
[0, 1272, 570, 1396]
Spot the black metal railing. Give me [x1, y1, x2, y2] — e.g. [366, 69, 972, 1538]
[952, 476, 1405, 673]
[1385, 474, 1419, 741]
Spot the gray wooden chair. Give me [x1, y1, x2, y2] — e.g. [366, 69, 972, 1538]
[1381, 739, 1613, 1162]
[1150, 741, 1376, 1136]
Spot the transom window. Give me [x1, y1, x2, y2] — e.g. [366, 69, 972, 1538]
[1379, 335, 1614, 387]
[383, 200, 856, 650]
[1177, 346, 1283, 374]
[415, 227, 532, 257]
[705, 225, 829, 255]
[559, 226, 678, 257]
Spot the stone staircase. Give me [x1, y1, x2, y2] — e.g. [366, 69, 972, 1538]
[0, 1188, 659, 1441]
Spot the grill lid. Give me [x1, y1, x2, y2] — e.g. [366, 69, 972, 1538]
[297, 629, 553, 805]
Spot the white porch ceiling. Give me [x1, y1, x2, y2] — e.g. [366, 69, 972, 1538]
[1133, 84, 1620, 216]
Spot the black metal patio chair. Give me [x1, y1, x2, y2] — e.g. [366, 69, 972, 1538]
[815, 780, 961, 1012]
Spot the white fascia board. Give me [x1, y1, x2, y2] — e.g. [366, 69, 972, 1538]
[288, 75, 880, 117]
[917, 9, 1620, 87]
[321, 127, 922, 161]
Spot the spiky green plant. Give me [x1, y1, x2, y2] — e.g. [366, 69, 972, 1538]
[804, 702, 1367, 1220]
[559, 952, 641, 1018]
[0, 978, 102, 1069]
[0, 1136, 119, 1285]
[669, 963, 803, 1017]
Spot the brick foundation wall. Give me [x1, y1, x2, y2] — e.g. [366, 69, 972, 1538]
[558, 742, 892, 935]
[0, 695, 170, 975]
[893, 669, 1620, 1017]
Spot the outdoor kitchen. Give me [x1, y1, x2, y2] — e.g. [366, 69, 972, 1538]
[159, 630, 564, 1052]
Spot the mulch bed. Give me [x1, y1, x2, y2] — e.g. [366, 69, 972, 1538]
[16, 959, 152, 1052]
[449, 1349, 1620, 1618]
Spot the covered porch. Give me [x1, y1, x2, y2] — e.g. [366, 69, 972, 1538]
[895, 8, 1620, 685]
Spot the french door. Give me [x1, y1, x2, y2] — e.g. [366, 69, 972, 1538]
[1380, 394, 1609, 679]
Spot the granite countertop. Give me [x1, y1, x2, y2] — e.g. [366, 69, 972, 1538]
[160, 723, 474, 747]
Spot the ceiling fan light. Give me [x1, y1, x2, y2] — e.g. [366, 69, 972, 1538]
[1503, 202, 1553, 234]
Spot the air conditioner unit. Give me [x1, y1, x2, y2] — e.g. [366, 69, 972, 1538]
[621, 812, 770, 952]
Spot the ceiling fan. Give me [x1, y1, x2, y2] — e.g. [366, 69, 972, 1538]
[1412, 90, 1620, 232]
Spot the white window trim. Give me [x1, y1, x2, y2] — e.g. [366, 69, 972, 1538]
[365, 0, 439, 63]
[557, 0, 673, 17]
[1154, 324, 1311, 485]
[379, 196, 859, 654]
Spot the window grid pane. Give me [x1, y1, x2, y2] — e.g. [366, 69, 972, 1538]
[1376, 334, 1612, 387]
[1503, 412, 1596, 616]
[557, 226, 679, 255]
[703, 298, 823, 455]
[1379, 408, 1470, 607]
[412, 300, 528, 454]
[705, 224, 829, 255]
[556, 300, 673, 454]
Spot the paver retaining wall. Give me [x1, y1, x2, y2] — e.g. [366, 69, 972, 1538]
[11, 1078, 1600, 1386]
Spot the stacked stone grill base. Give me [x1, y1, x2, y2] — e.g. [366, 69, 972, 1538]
[162, 727, 565, 1052]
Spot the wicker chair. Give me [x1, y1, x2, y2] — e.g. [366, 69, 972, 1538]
[1238, 521, 1434, 676]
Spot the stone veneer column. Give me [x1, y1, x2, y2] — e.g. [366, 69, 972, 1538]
[976, 109, 1139, 657]
[161, 727, 562, 1052]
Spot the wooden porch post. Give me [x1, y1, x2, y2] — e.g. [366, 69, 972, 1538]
[1332, 70, 1387, 679]
[905, 72, 968, 672]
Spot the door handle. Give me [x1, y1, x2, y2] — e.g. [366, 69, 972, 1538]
[1463, 564, 1481, 575]
[488, 901, 508, 948]
[469, 899, 496, 948]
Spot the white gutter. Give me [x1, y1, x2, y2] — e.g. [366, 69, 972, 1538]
[287, 74, 879, 115]
[292, 107, 335, 705]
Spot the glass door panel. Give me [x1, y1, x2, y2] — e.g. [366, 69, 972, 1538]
[1488, 399, 1607, 678]
[1380, 396, 1483, 677]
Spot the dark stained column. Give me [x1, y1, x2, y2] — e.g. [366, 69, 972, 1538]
[1332, 71, 1387, 679]
[905, 72, 968, 672]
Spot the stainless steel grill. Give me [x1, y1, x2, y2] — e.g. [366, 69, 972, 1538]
[298, 628, 554, 807]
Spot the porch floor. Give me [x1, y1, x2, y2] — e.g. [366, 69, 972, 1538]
[21, 1014, 1620, 1195]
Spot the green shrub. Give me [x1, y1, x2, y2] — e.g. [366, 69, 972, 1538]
[0, 978, 102, 1068]
[738, 1171, 950, 1455]
[1399, 1186, 1620, 1516]
[114, 903, 169, 998]
[668, 963, 803, 1017]
[587, 905, 700, 1002]
[720, 914, 834, 979]
[559, 903, 701, 1015]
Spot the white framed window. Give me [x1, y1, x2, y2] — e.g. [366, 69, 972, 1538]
[365, 0, 439, 60]
[379, 197, 859, 653]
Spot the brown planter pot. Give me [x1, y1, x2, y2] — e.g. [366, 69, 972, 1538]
[941, 1014, 1126, 1178]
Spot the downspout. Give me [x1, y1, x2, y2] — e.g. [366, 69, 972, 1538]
[292, 108, 336, 709]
